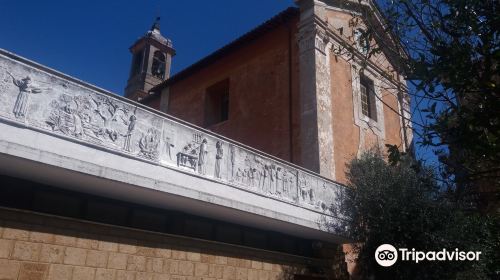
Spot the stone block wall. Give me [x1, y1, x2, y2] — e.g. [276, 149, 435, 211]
[0, 207, 348, 280]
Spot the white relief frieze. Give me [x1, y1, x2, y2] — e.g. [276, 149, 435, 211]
[0, 52, 348, 216]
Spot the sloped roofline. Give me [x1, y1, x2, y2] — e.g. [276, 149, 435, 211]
[141, 7, 299, 103]
[142, 2, 407, 104]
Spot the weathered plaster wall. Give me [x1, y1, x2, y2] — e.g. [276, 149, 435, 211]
[382, 89, 404, 149]
[325, 9, 396, 75]
[329, 57, 360, 184]
[329, 57, 405, 184]
[325, 7, 407, 184]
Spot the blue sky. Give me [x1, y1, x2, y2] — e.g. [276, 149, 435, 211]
[0, 0, 435, 162]
[0, 0, 295, 94]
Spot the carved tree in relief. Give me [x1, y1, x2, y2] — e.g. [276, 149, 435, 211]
[90, 95, 128, 142]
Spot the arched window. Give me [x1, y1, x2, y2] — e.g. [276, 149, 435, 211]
[151, 51, 166, 79]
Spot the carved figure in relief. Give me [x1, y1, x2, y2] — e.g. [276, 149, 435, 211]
[47, 93, 92, 138]
[308, 188, 315, 204]
[316, 200, 328, 211]
[177, 134, 211, 172]
[275, 167, 283, 195]
[246, 169, 252, 185]
[46, 91, 136, 146]
[235, 168, 243, 182]
[163, 135, 174, 160]
[298, 175, 315, 204]
[299, 175, 309, 201]
[257, 164, 263, 189]
[242, 169, 248, 183]
[253, 162, 261, 188]
[300, 186, 309, 202]
[230, 145, 235, 179]
[269, 165, 277, 194]
[269, 165, 274, 194]
[197, 138, 208, 175]
[139, 128, 160, 160]
[282, 170, 289, 194]
[249, 168, 257, 187]
[257, 163, 264, 190]
[289, 172, 296, 191]
[72, 108, 84, 137]
[122, 114, 136, 152]
[177, 143, 198, 170]
[7, 73, 42, 118]
[182, 144, 192, 154]
[261, 165, 270, 193]
[214, 141, 223, 178]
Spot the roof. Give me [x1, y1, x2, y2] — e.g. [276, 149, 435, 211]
[131, 17, 173, 51]
[141, 7, 299, 103]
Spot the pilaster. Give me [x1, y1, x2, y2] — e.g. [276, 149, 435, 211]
[296, 0, 336, 180]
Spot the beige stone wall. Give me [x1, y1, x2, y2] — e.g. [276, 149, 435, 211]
[0, 207, 347, 280]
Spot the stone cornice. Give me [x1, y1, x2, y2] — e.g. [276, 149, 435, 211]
[317, 17, 409, 93]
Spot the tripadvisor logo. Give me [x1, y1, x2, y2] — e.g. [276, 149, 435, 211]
[375, 244, 481, 267]
[375, 244, 398, 267]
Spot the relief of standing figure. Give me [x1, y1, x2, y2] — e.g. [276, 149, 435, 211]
[163, 135, 174, 160]
[235, 168, 243, 182]
[269, 165, 276, 194]
[197, 138, 208, 175]
[8, 73, 42, 118]
[230, 145, 235, 179]
[282, 170, 289, 194]
[214, 141, 223, 178]
[276, 167, 282, 195]
[123, 114, 136, 152]
[261, 165, 270, 193]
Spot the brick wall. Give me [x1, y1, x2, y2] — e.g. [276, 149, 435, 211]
[0, 207, 348, 280]
[155, 19, 300, 163]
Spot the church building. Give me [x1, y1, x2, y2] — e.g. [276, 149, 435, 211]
[133, 2, 411, 184]
[0, 1, 410, 279]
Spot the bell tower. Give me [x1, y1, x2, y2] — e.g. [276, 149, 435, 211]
[125, 17, 175, 101]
